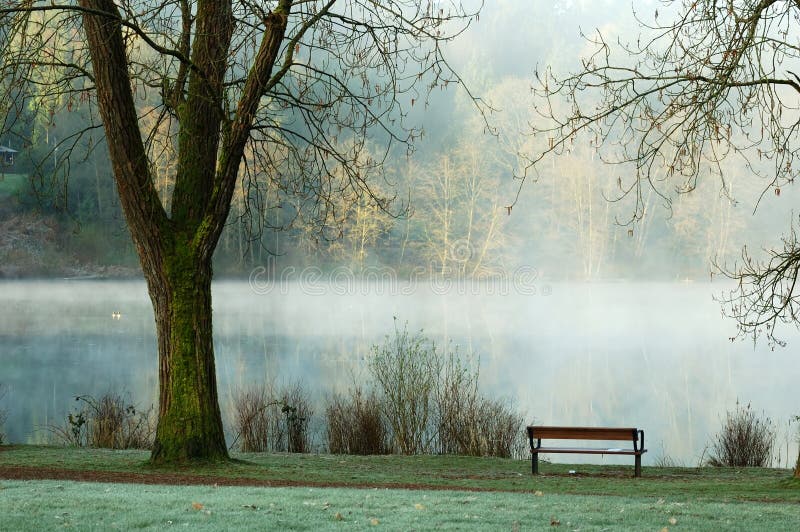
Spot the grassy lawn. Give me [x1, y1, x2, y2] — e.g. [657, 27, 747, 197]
[1, 446, 799, 530]
[2, 445, 800, 502]
[3, 478, 800, 531]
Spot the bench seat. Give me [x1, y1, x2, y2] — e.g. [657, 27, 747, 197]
[533, 447, 640, 455]
[527, 426, 646, 477]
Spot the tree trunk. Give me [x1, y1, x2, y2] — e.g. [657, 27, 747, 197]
[147, 243, 228, 463]
[77, 0, 290, 464]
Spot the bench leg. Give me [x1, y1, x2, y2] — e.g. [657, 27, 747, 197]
[532, 452, 539, 475]
[634, 454, 641, 478]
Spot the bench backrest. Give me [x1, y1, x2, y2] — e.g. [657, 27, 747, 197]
[526, 426, 638, 441]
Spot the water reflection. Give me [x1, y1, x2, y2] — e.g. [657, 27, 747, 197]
[0, 280, 796, 467]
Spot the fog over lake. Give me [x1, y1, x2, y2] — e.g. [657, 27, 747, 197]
[1, 279, 796, 467]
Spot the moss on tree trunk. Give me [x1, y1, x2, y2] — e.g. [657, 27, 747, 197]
[148, 240, 228, 463]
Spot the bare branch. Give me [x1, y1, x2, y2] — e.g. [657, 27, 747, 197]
[527, 0, 800, 345]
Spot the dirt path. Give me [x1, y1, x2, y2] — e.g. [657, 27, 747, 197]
[0, 465, 500, 492]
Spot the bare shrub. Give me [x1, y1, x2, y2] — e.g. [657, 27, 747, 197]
[705, 402, 775, 467]
[794, 416, 800, 474]
[325, 386, 390, 455]
[88, 394, 154, 449]
[474, 397, 525, 459]
[369, 320, 441, 454]
[435, 351, 480, 455]
[232, 385, 276, 452]
[0, 384, 7, 445]
[368, 322, 525, 457]
[49, 393, 154, 449]
[231, 381, 313, 453]
[49, 411, 87, 447]
[281, 382, 313, 453]
[435, 354, 523, 458]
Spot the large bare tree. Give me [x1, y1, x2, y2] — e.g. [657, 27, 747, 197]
[524, 0, 800, 475]
[0, 0, 483, 463]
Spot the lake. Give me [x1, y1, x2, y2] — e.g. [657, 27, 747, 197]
[0, 279, 796, 467]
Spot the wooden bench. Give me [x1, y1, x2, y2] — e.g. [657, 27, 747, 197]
[526, 426, 647, 477]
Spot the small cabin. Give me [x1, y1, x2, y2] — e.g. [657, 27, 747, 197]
[0, 145, 17, 167]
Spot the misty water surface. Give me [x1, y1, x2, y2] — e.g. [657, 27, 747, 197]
[0, 279, 796, 467]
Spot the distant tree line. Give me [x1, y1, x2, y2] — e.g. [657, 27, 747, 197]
[1, 71, 773, 281]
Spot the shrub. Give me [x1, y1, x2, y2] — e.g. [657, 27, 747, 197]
[49, 393, 155, 449]
[705, 402, 775, 467]
[368, 320, 525, 457]
[231, 381, 313, 453]
[793, 416, 800, 475]
[281, 382, 313, 453]
[325, 386, 390, 455]
[473, 397, 525, 459]
[232, 384, 280, 452]
[0, 384, 7, 444]
[368, 320, 441, 454]
[435, 353, 523, 458]
[435, 351, 479, 455]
